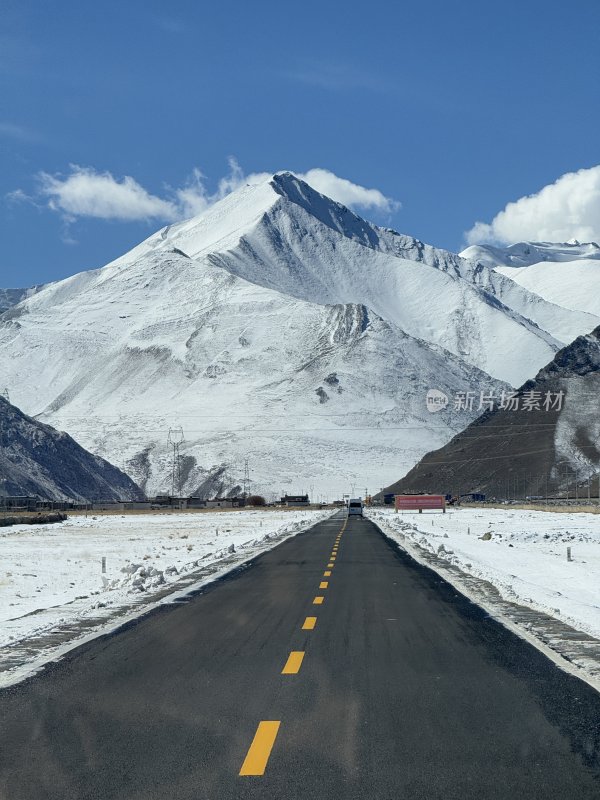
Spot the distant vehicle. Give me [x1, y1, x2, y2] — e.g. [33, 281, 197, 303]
[348, 498, 363, 516]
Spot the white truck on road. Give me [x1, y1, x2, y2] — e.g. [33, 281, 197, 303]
[347, 498, 363, 516]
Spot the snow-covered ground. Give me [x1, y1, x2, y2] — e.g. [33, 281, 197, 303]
[0, 508, 332, 684]
[367, 507, 600, 639]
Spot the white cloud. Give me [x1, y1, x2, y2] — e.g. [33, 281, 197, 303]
[169, 168, 212, 218]
[297, 168, 399, 213]
[11, 160, 399, 230]
[38, 167, 176, 222]
[466, 166, 600, 246]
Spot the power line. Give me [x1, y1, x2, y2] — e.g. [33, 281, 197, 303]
[50, 422, 567, 436]
[408, 445, 600, 466]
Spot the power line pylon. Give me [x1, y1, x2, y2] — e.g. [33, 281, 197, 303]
[167, 427, 185, 497]
[242, 458, 250, 500]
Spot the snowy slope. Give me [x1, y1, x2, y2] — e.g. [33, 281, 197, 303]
[461, 240, 600, 269]
[461, 241, 600, 318]
[494, 260, 600, 317]
[1, 174, 599, 498]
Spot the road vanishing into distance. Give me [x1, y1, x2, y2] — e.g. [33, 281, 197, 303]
[1, 512, 599, 799]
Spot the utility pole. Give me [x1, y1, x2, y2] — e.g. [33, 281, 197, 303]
[167, 427, 185, 498]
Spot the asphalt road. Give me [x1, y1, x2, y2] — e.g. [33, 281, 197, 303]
[1, 512, 599, 800]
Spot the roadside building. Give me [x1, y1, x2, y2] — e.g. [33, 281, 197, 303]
[1, 496, 38, 511]
[206, 498, 235, 509]
[281, 494, 309, 507]
[187, 497, 207, 509]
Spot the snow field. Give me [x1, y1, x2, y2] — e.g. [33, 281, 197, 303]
[0, 509, 332, 652]
[367, 507, 600, 639]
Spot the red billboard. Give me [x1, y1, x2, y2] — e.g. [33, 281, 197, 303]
[394, 494, 446, 512]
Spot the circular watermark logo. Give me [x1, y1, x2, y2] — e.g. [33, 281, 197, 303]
[426, 389, 449, 413]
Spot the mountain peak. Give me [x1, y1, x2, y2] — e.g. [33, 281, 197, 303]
[269, 170, 382, 249]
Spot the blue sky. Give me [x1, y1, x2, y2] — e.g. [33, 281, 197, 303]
[2, 0, 599, 287]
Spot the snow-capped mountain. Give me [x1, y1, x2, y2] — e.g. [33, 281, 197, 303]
[461, 240, 600, 269]
[1, 173, 599, 498]
[381, 325, 600, 500]
[0, 397, 144, 502]
[461, 240, 600, 317]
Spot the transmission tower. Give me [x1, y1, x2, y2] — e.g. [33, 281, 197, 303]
[167, 427, 185, 497]
[1, 388, 9, 402]
[242, 458, 250, 500]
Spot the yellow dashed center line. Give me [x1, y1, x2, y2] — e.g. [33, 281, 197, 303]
[239, 721, 281, 776]
[239, 518, 349, 778]
[281, 651, 305, 674]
